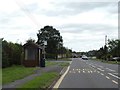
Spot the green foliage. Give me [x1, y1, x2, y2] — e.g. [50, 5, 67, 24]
[108, 39, 120, 57]
[96, 39, 120, 60]
[20, 72, 59, 88]
[2, 40, 22, 68]
[26, 38, 35, 44]
[2, 65, 37, 84]
[37, 26, 63, 59]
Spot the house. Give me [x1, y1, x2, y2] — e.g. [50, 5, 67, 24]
[22, 42, 43, 67]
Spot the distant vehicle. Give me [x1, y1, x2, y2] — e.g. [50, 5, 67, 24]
[82, 55, 88, 60]
[112, 57, 120, 61]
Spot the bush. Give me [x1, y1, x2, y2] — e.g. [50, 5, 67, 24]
[2, 40, 22, 68]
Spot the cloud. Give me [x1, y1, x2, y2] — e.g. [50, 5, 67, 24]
[0, 0, 118, 51]
[36, 2, 118, 17]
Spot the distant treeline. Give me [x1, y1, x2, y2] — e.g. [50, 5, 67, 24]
[2, 40, 23, 68]
[87, 39, 120, 60]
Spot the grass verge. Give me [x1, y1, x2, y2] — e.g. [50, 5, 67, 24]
[19, 72, 59, 89]
[58, 62, 70, 67]
[46, 61, 70, 67]
[101, 60, 120, 64]
[2, 65, 37, 85]
[91, 58, 120, 64]
[45, 61, 59, 66]
[57, 58, 72, 61]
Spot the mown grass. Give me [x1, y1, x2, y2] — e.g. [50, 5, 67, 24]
[58, 62, 70, 67]
[2, 65, 37, 85]
[19, 72, 59, 89]
[46, 61, 70, 67]
[45, 61, 59, 66]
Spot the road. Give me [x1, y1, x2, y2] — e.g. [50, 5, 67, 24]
[56, 58, 119, 89]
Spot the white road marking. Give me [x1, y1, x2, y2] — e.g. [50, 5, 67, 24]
[53, 66, 70, 88]
[91, 71, 93, 73]
[78, 71, 80, 73]
[112, 80, 118, 84]
[97, 71, 100, 73]
[97, 68, 104, 72]
[106, 68, 116, 72]
[113, 73, 118, 75]
[83, 71, 85, 73]
[100, 73, 104, 75]
[98, 65, 103, 68]
[88, 71, 90, 73]
[92, 65, 95, 68]
[106, 76, 110, 79]
[108, 73, 120, 79]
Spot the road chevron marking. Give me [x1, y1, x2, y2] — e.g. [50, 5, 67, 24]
[97, 71, 100, 73]
[108, 73, 120, 79]
[106, 76, 110, 79]
[100, 73, 104, 75]
[53, 66, 70, 88]
[106, 68, 116, 72]
[112, 80, 118, 84]
[97, 68, 105, 72]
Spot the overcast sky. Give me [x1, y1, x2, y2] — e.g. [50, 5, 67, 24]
[0, 0, 119, 52]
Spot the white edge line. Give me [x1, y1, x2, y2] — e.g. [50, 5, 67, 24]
[53, 66, 70, 88]
[108, 73, 120, 79]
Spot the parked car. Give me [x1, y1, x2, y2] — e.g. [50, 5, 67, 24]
[112, 57, 120, 61]
[82, 55, 88, 60]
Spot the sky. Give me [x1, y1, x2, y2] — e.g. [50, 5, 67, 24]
[0, 0, 119, 52]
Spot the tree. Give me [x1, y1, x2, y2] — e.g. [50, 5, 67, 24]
[37, 25, 63, 59]
[108, 39, 120, 57]
[26, 38, 35, 43]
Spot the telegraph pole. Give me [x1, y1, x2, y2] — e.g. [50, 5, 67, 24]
[105, 35, 107, 60]
[105, 35, 107, 46]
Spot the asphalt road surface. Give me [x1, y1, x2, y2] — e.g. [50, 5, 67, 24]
[58, 58, 119, 89]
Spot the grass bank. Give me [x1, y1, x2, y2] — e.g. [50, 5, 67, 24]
[2, 65, 37, 85]
[19, 72, 59, 89]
